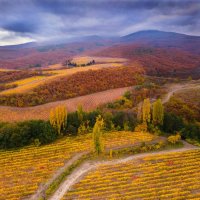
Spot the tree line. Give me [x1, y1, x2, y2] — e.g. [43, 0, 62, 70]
[0, 96, 199, 150]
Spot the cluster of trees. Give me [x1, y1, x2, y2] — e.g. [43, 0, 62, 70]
[0, 67, 141, 107]
[107, 91, 133, 109]
[136, 98, 164, 133]
[0, 70, 43, 83]
[165, 96, 200, 122]
[0, 105, 138, 149]
[163, 112, 200, 142]
[29, 63, 42, 68]
[0, 120, 56, 149]
[0, 95, 199, 150]
[106, 81, 166, 111]
[162, 95, 200, 142]
[136, 97, 200, 143]
[63, 59, 95, 67]
[133, 82, 166, 105]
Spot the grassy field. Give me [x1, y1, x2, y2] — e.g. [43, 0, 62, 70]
[0, 131, 156, 200]
[63, 149, 200, 200]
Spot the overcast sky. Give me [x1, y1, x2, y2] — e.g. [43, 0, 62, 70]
[0, 0, 199, 45]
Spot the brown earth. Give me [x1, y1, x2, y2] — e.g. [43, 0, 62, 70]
[0, 87, 131, 122]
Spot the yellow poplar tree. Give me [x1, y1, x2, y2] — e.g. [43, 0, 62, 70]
[152, 99, 164, 126]
[142, 98, 151, 123]
[77, 104, 84, 123]
[50, 105, 67, 135]
[93, 115, 104, 155]
[137, 103, 143, 122]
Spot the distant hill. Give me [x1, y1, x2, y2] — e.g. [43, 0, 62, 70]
[0, 40, 113, 69]
[92, 30, 200, 78]
[0, 30, 200, 78]
[121, 30, 200, 55]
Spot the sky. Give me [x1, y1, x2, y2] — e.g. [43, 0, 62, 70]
[0, 0, 199, 45]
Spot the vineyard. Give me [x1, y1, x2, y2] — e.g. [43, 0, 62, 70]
[63, 149, 200, 200]
[0, 64, 115, 95]
[0, 67, 142, 107]
[0, 70, 42, 84]
[0, 131, 156, 200]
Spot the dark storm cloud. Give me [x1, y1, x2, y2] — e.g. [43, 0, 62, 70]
[2, 21, 38, 33]
[0, 0, 199, 45]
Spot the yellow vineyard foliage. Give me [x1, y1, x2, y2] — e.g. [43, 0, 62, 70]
[63, 150, 200, 200]
[0, 131, 155, 200]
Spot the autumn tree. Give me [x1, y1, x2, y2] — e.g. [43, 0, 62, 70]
[137, 103, 143, 122]
[50, 105, 67, 135]
[93, 115, 104, 155]
[152, 99, 164, 126]
[77, 104, 84, 123]
[142, 98, 151, 123]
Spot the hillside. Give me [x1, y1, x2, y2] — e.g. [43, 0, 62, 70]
[93, 43, 200, 78]
[121, 30, 200, 55]
[92, 31, 200, 78]
[0, 39, 114, 69]
[1, 30, 200, 79]
[1, 1, 200, 200]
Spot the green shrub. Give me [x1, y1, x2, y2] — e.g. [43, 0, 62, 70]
[0, 120, 57, 149]
[168, 133, 181, 144]
[181, 123, 200, 141]
[162, 112, 184, 133]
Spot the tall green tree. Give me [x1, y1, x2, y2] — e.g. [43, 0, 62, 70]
[142, 98, 151, 123]
[152, 99, 164, 126]
[92, 115, 104, 155]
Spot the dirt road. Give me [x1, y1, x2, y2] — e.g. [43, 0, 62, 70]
[162, 81, 200, 104]
[49, 141, 199, 200]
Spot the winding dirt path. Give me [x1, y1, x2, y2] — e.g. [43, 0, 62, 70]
[29, 136, 165, 200]
[28, 152, 89, 200]
[161, 81, 200, 104]
[49, 141, 199, 200]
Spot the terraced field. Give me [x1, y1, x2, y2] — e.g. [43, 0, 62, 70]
[63, 149, 200, 200]
[0, 131, 156, 200]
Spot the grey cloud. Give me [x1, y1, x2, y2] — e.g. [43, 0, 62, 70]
[0, 0, 199, 45]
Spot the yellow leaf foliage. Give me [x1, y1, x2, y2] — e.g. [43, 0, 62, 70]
[50, 105, 67, 135]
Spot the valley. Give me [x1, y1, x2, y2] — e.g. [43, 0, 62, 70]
[0, 26, 200, 200]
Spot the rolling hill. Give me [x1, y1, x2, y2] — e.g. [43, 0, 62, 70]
[0, 38, 114, 69]
[93, 30, 200, 78]
[0, 30, 200, 78]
